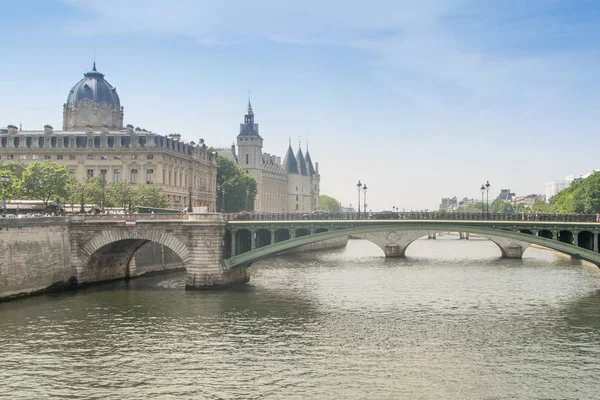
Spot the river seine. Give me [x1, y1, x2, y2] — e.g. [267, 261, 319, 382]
[1, 237, 600, 399]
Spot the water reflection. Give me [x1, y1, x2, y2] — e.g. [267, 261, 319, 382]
[1, 239, 600, 399]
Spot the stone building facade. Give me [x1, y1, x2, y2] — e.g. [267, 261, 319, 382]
[218, 102, 320, 213]
[0, 63, 217, 211]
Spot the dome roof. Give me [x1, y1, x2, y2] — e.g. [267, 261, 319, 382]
[66, 63, 120, 108]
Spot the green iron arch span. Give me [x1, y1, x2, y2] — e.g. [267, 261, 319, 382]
[224, 222, 600, 269]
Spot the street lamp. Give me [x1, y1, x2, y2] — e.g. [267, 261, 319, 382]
[1, 175, 11, 216]
[480, 184, 485, 215]
[356, 180, 362, 219]
[485, 180, 491, 214]
[222, 188, 226, 212]
[245, 189, 249, 211]
[80, 191, 85, 214]
[362, 184, 368, 215]
[188, 185, 193, 213]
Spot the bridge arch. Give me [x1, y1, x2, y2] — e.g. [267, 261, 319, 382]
[225, 223, 600, 269]
[78, 229, 190, 284]
[354, 230, 528, 259]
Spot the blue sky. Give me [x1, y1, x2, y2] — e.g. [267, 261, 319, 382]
[1, 0, 600, 210]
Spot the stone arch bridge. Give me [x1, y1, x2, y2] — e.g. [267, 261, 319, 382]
[3, 214, 600, 298]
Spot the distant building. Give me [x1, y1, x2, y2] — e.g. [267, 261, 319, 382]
[440, 196, 458, 211]
[497, 189, 515, 201]
[546, 170, 600, 202]
[0, 62, 217, 211]
[342, 205, 356, 213]
[514, 194, 545, 207]
[546, 180, 570, 202]
[217, 101, 320, 213]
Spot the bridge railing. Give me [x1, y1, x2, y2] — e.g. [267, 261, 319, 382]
[78, 213, 190, 220]
[224, 211, 600, 223]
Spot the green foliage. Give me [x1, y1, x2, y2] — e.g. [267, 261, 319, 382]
[455, 202, 484, 213]
[319, 195, 342, 212]
[14, 161, 71, 205]
[133, 185, 167, 208]
[0, 161, 167, 212]
[216, 155, 257, 212]
[108, 180, 133, 209]
[549, 173, 600, 214]
[0, 163, 24, 201]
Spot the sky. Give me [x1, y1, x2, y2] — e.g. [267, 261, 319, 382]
[1, 0, 600, 211]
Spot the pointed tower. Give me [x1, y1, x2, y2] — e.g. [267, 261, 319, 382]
[237, 98, 263, 211]
[305, 145, 320, 211]
[296, 145, 308, 176]
[283, 141, 299, 174]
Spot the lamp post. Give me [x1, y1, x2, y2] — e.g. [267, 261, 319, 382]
[485, 180, 491, 214]
[188, 186, 193, 213]
[217, 186, 221, 212]
[1, 175, 11, 216]
[362, 184, 368, 216]
[245, 189, 249, 211]
[80, 191, 85, 214]
[480, 184, 485, 215]
[356, 180, 362, 219]
[222, 188, 226, 212]
[100, 177, 106, 213]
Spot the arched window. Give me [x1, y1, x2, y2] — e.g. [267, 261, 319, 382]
[246, 154, 249, 164]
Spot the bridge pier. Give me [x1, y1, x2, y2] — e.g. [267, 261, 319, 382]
[384, 244, 406, 258]
[184, 222, 249, 290]
[485, 235, 529, 259]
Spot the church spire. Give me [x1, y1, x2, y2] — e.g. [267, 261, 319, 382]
[244, 96, 254, 126]
[238, 97, 261, 138]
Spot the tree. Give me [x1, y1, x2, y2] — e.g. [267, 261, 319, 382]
[133, 185, 167, 208]
[548, 173, 600, 214]
[15, 161, 71, 205]
[108, 180, 134, 211]
[216, 155, 257, 212]
[319, 195, 342, 212]
[0, 163, 24, 202]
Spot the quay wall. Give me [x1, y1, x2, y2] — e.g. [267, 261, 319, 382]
[0, 218, 72, 300]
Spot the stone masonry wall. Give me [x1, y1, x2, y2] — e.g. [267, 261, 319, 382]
[0, 218, 72, 300]
[129, 242, 184, 276]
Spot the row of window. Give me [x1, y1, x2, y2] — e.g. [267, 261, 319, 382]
[0, 153, 155, 161]
[78, 168, 155, 184]
[0, 136, 212, 159]
[1, 136, 156, 149]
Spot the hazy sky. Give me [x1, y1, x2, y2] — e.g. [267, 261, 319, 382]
[1, 0, 600, 211]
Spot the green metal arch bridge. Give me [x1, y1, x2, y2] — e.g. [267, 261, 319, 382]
[224, 220, 600, 269]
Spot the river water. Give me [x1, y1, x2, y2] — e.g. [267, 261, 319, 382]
[1, 237, 600, 399]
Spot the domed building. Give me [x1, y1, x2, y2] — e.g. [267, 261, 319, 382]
[0, 63, 217, 212]
[63, 63, 124, 131]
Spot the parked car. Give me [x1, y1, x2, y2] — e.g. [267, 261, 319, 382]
[4, 214, 17, 218]
[303, 210, 330, 220]
[372, 211, 399, 219]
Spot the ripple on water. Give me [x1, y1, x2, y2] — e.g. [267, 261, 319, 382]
[1, 239, 600, 399]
